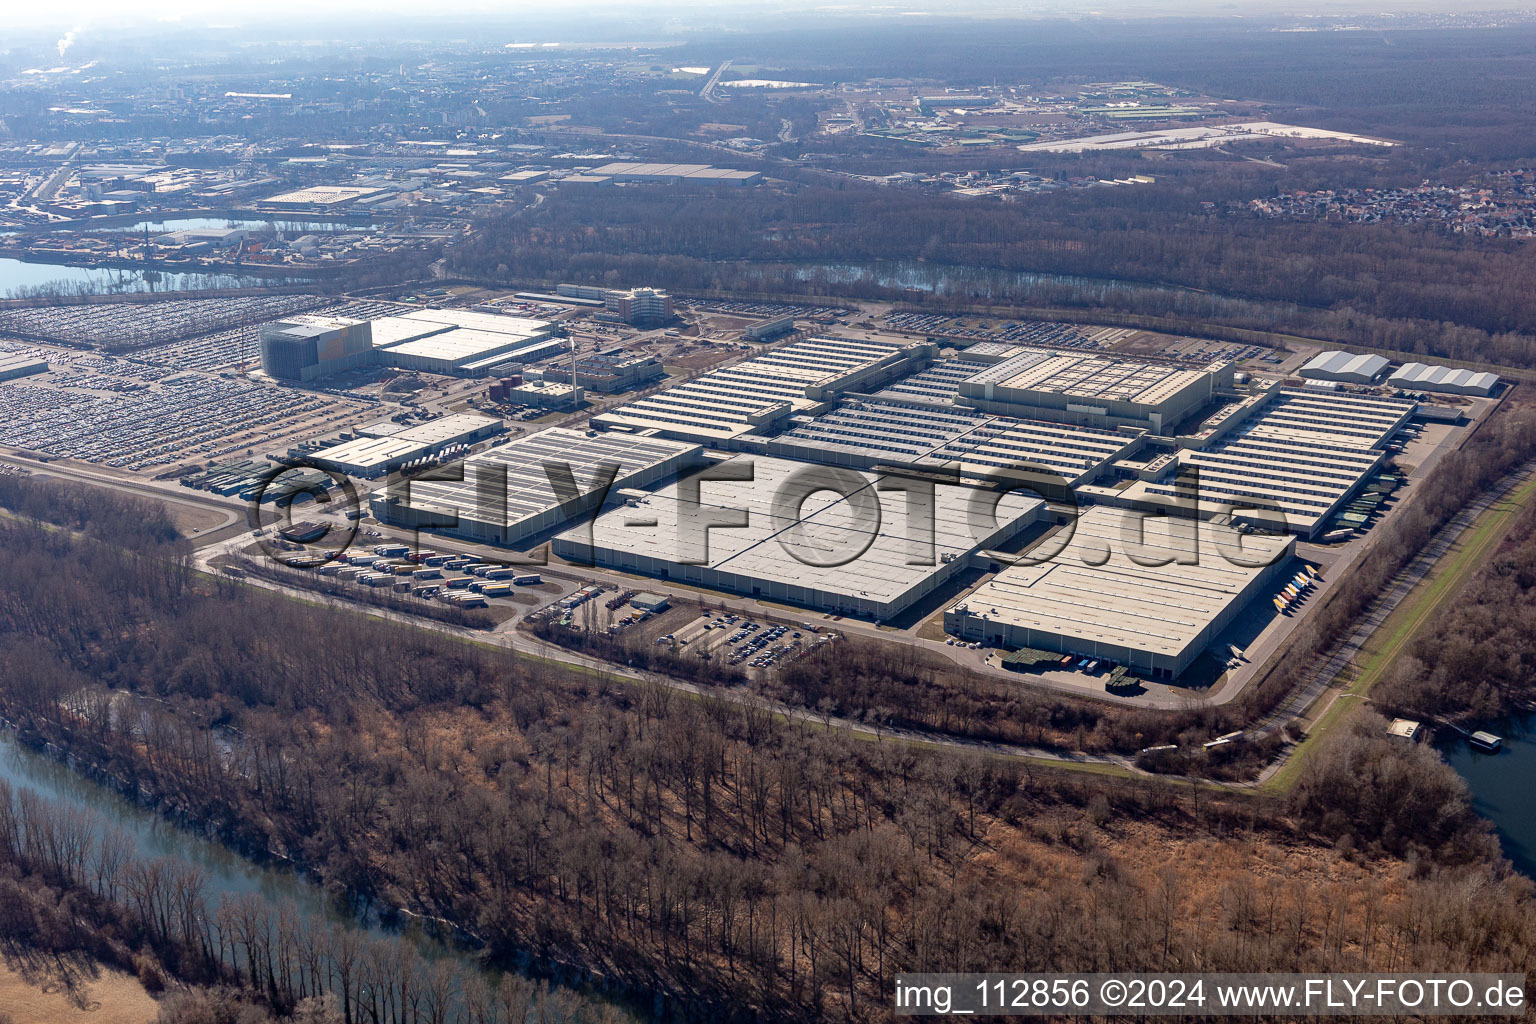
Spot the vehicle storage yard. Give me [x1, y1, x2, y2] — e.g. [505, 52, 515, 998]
[881, 310, 1133, 348]
[0, 340, 368, 469]
[127, 298, 411, 371]
[0, 292, 332, 349]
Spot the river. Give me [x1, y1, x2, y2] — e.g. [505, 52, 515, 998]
[1438, 716, 1536, 877]
[0, 720, 646, 1020]
[0, 256, 313, 297]
[0, 723, 354, 924]
[69, 217, 378, 235]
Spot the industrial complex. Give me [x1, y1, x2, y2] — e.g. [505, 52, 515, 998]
[591, 336, 936, 442]
[349, 306, 1492, 684]
[4, 282, 1501, 691]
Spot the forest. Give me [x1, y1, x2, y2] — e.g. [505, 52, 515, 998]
[448, 179, 1536, 372]
[0, 474, 1531, 1022]
[1376, 481, 1536, 724]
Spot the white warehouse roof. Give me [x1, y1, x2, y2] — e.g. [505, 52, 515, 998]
[947, 505, 1294, 677]
[555, 455, 1042, 620]
[1389, 362, 1499, 396]
[1299, 350, 1390, 383]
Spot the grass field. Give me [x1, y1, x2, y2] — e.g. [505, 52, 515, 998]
[0, 958, 158, 1024]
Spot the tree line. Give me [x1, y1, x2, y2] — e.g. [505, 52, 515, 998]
[447, 169, 1536, 371]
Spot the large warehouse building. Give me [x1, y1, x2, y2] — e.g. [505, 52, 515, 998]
[553, 455, 1044, 620]
[370, 309, 563, 376]
[259, 315, 375, 382]
[371, 428, 704, 545]
[257, 308, 563, 382]
[1388, 362, 1500, 397]
[0, 354, 49, 383]
[1299, 350, 1390, 385]
[1112, 386, 1414, 538]
[955, 350, 1232, 433]
[300, 413, 505, 478]
[593, 336, 935, 443]
[587, 162, 762, 186]
[766, 394, 1139, 496]
[945, 506, 1294, 678]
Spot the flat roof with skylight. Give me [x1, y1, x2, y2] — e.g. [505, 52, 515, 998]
[371, 427, 703, 545]
[946, 505, 1293, 678]
[593, 336, 932, 443]
[957, 350, 1229, 432]
[554, 454, 1043, 620]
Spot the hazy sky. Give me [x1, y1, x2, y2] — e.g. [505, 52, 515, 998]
[10, 0, 1529, 36]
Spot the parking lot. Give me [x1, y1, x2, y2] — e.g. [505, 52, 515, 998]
[129, 298, 412, 372]
[658, 611, 840, 673]
[682, 298, 851, 321]
[0, 293, 331, 349]
[0, 356, 367, 470]
[1111, 331, 1273, 365]
[882, 311, 1131, 348]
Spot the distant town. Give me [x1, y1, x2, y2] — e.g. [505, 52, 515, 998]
[1246, 168, 1536, 237]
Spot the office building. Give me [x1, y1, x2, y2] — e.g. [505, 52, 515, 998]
[605, 288, 675, 325]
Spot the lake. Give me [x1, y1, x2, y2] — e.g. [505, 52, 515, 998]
[789, 260, 1141, 300]
[1438, 715, 1536, 877]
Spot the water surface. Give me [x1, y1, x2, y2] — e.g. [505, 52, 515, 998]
[1437, 715, 1535, 877]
